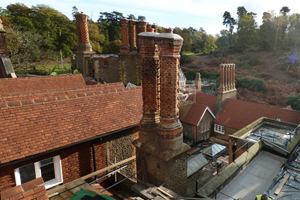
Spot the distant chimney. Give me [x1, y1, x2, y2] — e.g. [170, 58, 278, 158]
[75, 13, 92, 52]
[120, 17, 130, 53]
[152, 24, 158, 33]
[215, 63, 237, 115]
[0, 19, 7, 56]
[129, 19, 137, 53]
[135, 21, 147, 48]
[74, 13, 95, 76]
[195, 73, 202, 90]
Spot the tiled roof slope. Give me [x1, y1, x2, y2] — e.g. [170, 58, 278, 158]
[187, 91, 217, 111]
[1, 177, 48, 200]
[0, 87, 142, 164]
[182, 103, 207, 126]
[0, 82, 125, 103]
[214, 98, 300, 130]
[0, 74, 86, 94]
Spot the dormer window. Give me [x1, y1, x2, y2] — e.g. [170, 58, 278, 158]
[276, 117, 281, 121]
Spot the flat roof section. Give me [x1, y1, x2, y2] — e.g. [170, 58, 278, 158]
[245, 124, 293, 147]
[217, 151, 286, 200]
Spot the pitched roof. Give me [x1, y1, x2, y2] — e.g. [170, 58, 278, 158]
[0, 86, 142, 165]
[181, 103, 215, 126]
[0, 74, 86, 94]
[214, 98, 300, 130]
[0, 177, 48, 200]
[0, 82, 125, 103]
[187, 91, 217, 111]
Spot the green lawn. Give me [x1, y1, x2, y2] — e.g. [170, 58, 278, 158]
[182, 51, 202, 56]
[14, 63, 72, 75]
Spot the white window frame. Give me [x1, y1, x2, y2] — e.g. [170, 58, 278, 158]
[14, 155, 63, 189]
[214, 124, 225, 134]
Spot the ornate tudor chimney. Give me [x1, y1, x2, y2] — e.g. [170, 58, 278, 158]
[134, 29, 190, 196]
[215, 63, 237, 114]
[74, 12, 95, 76]
[129, 19, 137, 53]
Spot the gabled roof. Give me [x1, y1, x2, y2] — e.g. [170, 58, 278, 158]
[187, 91, 217, 111]
[0, 86, 142, 165]
[0, 74, 86, 94]
[181, 103, 215, 126]
[214, 98, 300, 130]
[0, 82, 125, 103]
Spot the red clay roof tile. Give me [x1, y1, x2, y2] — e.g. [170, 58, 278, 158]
[187, 91, 217, 111]
[182, 104, 208, 126]
[0, 87, 142, 164]
[0, 74, 86, 94]
[214, 98, 300, 130]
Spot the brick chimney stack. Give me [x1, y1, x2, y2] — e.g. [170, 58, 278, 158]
[152, 24, 158, 33]
[156, 29, 183, 144]
[75, 12, 92, 52]
[215, 63, 236, 115]
[0, 19, 7, 56]
[137, 31, 160, 144]
[195, 73, 202, 90]
[134, 29, 190, 195]
[120, 17, 130, 53]
[129, 19, 137, 53]
[74, 12, 95, 76]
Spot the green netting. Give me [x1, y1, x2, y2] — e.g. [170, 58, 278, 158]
[70, 189, 115, 200]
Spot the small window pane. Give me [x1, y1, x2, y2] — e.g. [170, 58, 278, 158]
[41, 158, 53, 166]
[41, 162, 55, 182]
[20, 164, 35, 184]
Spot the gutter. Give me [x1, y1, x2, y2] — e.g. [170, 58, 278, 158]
[0, 124, 138, 168]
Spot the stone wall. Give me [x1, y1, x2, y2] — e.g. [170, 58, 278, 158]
[197, 111, 214, 141]
[106, 127, 139, 175]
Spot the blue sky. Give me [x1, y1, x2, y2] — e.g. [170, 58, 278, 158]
[1, 0, 300, 35]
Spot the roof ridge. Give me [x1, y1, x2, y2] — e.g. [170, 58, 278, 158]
[0, 74, 82, 82]
[228, 98, 300, 113]
[0, 86, 141, 109]
[0, 82, 125, 97]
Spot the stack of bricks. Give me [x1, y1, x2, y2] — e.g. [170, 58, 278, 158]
[75, 12, 92, 52]
[0, 178, 48, 200]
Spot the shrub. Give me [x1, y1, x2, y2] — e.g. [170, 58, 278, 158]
[287, 93, 300, 111]
[184, 70, 197, 80]
[236, 77, 266, 93]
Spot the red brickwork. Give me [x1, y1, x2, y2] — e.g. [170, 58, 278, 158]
[75, 13, 92, 52]
[1, 178, 48, 200]
[129, 20, 137, 51]
[138, 31, 160, 143]
[156, 29, 183, 138]
[0, 139, 107, 192]
[120, 18, 130, 53]
[152, 24, 158, 33]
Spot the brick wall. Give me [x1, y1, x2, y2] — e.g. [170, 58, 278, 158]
[0, 138, 107, 192]
[197, 111, 214, 141]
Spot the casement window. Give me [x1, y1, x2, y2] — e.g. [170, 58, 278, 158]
[14, 155, 63, 189]
[214, 124, 225, 134]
